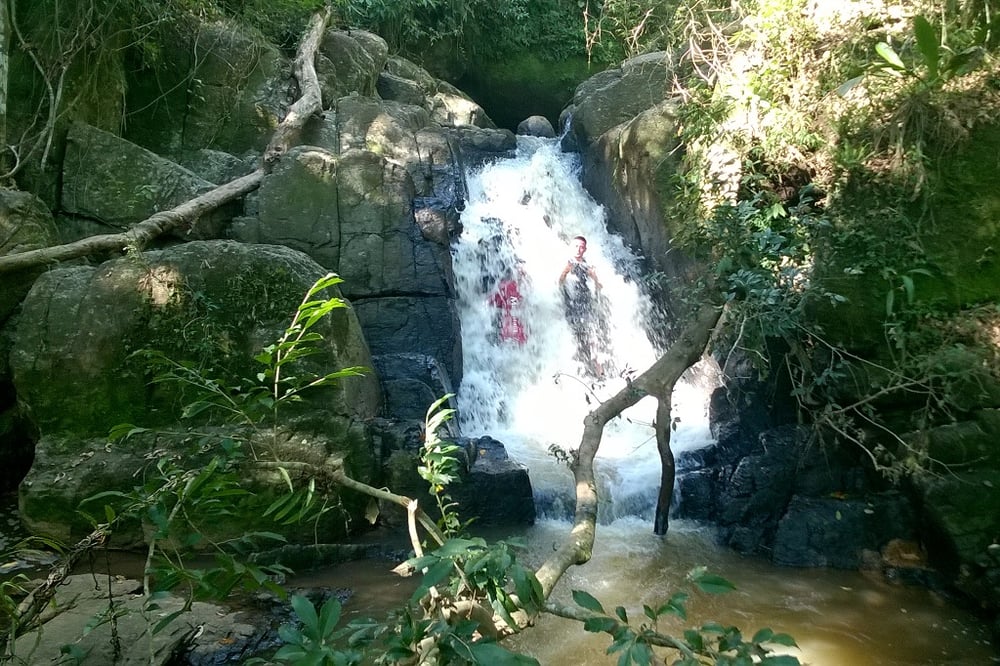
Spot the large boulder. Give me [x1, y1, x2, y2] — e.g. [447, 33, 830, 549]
[12, 241, 382, 544]
[0, 190, 56, 490]
[316, 29, 388, 105]
[561, 52, 672, 151]
[232, 131, 465, 388]
[0, 190, 58, 323]
[11, 240, 378, 435]
[381, 56, 497, 129]
[61, 123, 225, 236]
[124, 18, 288, 155]
[12, 575, 263, 665]
[559, 54, 701, 337]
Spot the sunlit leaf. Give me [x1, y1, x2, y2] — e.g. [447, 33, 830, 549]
[875, 42, 906, 70]
[572, 589, 605, 614]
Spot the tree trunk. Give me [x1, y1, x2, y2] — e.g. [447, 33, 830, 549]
[263, 5, 329, 168]
[0, 0, 9, 169]
[534, 304, 722, 597]
[653, 398, 676, 535]
[0, 169, 264, 273]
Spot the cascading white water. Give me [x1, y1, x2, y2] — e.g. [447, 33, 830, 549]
[453, 136, 715, 521]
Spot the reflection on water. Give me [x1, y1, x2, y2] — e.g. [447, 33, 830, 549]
[503, 520, 996, 666]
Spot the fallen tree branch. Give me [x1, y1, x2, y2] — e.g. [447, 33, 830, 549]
[263, 5, 330, 167]
[0, 4, 333, 275]
[534, 304, 722, 598]
[543, 599, 692, 658]
[4, 526, 110, 653]
[0, 169, 263, 274]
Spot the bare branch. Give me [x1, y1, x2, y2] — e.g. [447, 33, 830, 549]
[0, 168, 264, 273]
[263, 5, 330, 168]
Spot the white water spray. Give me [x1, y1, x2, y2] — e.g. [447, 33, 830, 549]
[453, 137, 714, 522]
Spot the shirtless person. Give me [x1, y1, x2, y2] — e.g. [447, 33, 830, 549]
[558, 235, 604, 376]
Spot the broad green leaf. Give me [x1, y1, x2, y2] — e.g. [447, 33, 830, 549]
[467, 641, 540, 665]
[761, 656, 802, 665]
[434, 537, 485, 558]
[410, 559, 453, 602]
[317, 596, 342, 638]
[945, 49, 979, 77]
[769, 633, 799, 647]
[691, 572, 736, 595]
[875, 42, 906, 71]
[614, 605, 628, 623]
[627, 641, 654, 666]
[753, 627, 775, 644]
[913, 15, 939, 79]
[901, 275, 915, 304]
[290, 594, 320, 633]
[107, 423, 148, 442]
[701, 621, 727, 634]
[835, 75, 864, 98]
[683, 629, 705, 651]
[572, 589, 605, 614]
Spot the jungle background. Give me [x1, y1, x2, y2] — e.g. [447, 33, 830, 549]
[1, 0, 1000, 663]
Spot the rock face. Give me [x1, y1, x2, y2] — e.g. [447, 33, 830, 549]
[124, 17, 288, 156]
[674, 403, 916, 570]
[62, 123, 219, 232]
[2, 19, 535, 543]
[561, 53, 702, 334]
[12, 241, 383, 544]
[0, 190, 58, 324]
[12, 575, 271, 665]
[516, 115, 556, 138]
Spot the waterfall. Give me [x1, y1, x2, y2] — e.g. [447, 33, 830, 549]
[453, 136, 715, 522]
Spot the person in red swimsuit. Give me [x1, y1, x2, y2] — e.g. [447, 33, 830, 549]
[489, 264, 527, 345]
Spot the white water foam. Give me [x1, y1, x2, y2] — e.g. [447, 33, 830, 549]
[452, 136, 716, 522]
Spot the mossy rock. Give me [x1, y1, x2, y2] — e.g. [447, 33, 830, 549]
[10, 240, 380, 437]
[19, 418, 379, 549]
[813, 120, 1000, 351]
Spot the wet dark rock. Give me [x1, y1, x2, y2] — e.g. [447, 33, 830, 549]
[772, 492, 915, 568]
[372, 353, 456, 422]
[451, 436, 535, 527]
[516, 115, 556, 138]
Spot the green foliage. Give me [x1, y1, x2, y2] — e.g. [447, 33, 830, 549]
[220, 0, 325, 50]
[339, 0, 593, 64]
[341, 536, 545, 664]
[581, 0, 679, 63]
[246, 594, 363, 666]
[135, 272, 365, 434]
[78, 273, 364, 638]
[569, 568, 799, 666]
[417, 394, 470, 537]
[868, 15, 984, 90]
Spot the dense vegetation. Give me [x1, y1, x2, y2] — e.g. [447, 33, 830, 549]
[3, 0, 1000, 663]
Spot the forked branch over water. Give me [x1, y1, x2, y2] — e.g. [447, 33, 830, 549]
[534, 304, 722, 598]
